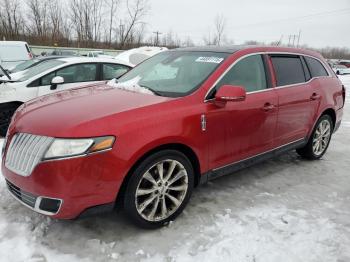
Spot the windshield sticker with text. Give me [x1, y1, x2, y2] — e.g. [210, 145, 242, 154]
[195, 57, 224, 64]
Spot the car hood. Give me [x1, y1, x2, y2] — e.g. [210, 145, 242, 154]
[13, 83, 173, 137]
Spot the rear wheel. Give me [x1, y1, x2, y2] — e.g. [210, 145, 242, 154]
[296, 115, 333, 160]
[0, 103, 20, 137]
[124, 150, 194, 229]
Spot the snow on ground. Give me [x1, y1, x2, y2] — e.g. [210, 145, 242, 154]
[1, 75, 350, 262]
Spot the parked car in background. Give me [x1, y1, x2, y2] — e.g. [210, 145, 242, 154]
[7, 56, 68, 74]
[87, 51, 114, 59]
[339, 60, 350, 68]
[115, 46, 168, 66]
[50, 49, 78, 56]
[0, 41, 33, 70]
[332, 64, 350, 75]
[1, 46, 344, 228]
[0, 57, 133, 136]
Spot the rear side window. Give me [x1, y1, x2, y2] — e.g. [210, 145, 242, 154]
[271, 56, 306, 86]
[217, 54, 267, 93]
[304, 57, 328, 77]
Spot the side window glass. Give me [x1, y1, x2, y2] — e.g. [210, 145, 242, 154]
[217, 55, 267, 92]
[304, 57, 328, 77]
[103, 64, 130, 80]
[271, 56, 306, 86]
[41, 72, 56, 86]
[56, 64, 97, 84]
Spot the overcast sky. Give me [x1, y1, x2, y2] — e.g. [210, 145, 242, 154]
[145, 0, 350, 48]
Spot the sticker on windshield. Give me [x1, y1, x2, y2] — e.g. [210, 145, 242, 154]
[196, 57, 224, 64]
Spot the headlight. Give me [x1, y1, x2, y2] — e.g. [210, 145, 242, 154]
[44, 136, 115, 160]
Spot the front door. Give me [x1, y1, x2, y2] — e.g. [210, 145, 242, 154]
[37, 63, 101, 97]
[206, 54, 278, 170]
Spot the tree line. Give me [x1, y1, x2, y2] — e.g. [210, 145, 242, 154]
[0, 0, 153, 49]
[1, 0, 349, 59]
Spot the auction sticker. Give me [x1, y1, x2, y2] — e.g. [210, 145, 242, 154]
[196, 57, 224, 64]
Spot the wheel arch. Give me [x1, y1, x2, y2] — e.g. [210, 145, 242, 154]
[115, 143, 202, 207]
[322, 108, 336, 129]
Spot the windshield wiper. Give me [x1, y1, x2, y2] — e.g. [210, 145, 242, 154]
[0, 65, 11, 81]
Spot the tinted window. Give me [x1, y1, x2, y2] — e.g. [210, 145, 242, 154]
[102, 64, 130, 80]
[304, 57, 328, 77]
[56, 64, 97, 83]
[271, 56, 306, 86]
[217, 55, 267, 92]
[41, 72, 56, 86]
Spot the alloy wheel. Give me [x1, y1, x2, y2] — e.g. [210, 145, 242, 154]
[135, 159, 189, 222]
[312, 119, 331, 156]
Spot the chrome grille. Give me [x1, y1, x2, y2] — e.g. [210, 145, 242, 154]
[5, 133, 54, 177]
[6, 180, 38, 208]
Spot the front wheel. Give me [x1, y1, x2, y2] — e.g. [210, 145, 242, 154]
[124, 150, 194, 229]
[296, 115, 333, 160]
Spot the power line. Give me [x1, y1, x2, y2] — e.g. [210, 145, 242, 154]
[227, 8, 350, 29]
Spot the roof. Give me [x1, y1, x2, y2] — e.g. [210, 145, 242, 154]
[175, 45, 248, 53]
[174, 45, 323, 58]
[56, 57, 134, 67]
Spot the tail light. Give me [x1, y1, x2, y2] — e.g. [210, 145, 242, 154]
[28, 53, 33, 59]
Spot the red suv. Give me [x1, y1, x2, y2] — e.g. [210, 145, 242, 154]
[1, 46, 345, 228]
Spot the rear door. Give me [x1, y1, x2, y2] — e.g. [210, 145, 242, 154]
[271, 54, 319, 147]
[37, 63, 101, 97]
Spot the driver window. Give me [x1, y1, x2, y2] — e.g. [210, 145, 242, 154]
[217, 55, 267, 93]
[41, 72, 55, 86]
[56, 64, 97, 83]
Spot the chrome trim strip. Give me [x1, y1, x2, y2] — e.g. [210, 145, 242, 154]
[213, 138, 306, 172]
[204, 51, 333, 102]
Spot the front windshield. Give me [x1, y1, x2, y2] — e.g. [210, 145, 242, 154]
[12, 59, 40, 73]
[114, 51, 229, 97]
[17, 60, 66, 82]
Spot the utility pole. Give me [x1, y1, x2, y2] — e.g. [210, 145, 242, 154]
[153, 31, 162, 46]
[297, 30, 302, 48]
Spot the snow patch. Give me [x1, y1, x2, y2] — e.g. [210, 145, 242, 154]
[107, 78, 155, 95]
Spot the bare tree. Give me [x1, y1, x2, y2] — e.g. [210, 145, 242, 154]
[213, 14, 226, 46]
[105, 0, 120, 46]
[0, 0, 24, 40]
[26, 0, 50, 41]
[118, 0, 149, 48]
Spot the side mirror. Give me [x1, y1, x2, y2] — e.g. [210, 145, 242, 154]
[50, 76, 64, 90]
[214, 85, 246, 107]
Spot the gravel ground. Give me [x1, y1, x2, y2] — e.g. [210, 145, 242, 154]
[0, 75, 349, 262]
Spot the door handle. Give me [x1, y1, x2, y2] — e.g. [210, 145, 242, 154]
[310, 93, 321, 101]
[262, 102, 276, 112]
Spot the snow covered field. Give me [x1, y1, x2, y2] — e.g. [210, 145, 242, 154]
[1, 75, 350, 262]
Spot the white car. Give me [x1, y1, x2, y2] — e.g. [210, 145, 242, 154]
[0, 41, 33, 70]
[332, 65, 350, 75]
[0, 57, 133, 136]
[115, 46, 168, 66]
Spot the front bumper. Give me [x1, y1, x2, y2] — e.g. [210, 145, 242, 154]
[2, 151, 126, 219]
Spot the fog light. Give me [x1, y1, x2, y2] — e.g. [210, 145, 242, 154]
[39, 198, 61, 213]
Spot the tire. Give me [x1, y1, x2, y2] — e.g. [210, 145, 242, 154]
[296, 115, 333, 160]
[0, 103, 20, 137]
[124, 150, 194, 229]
